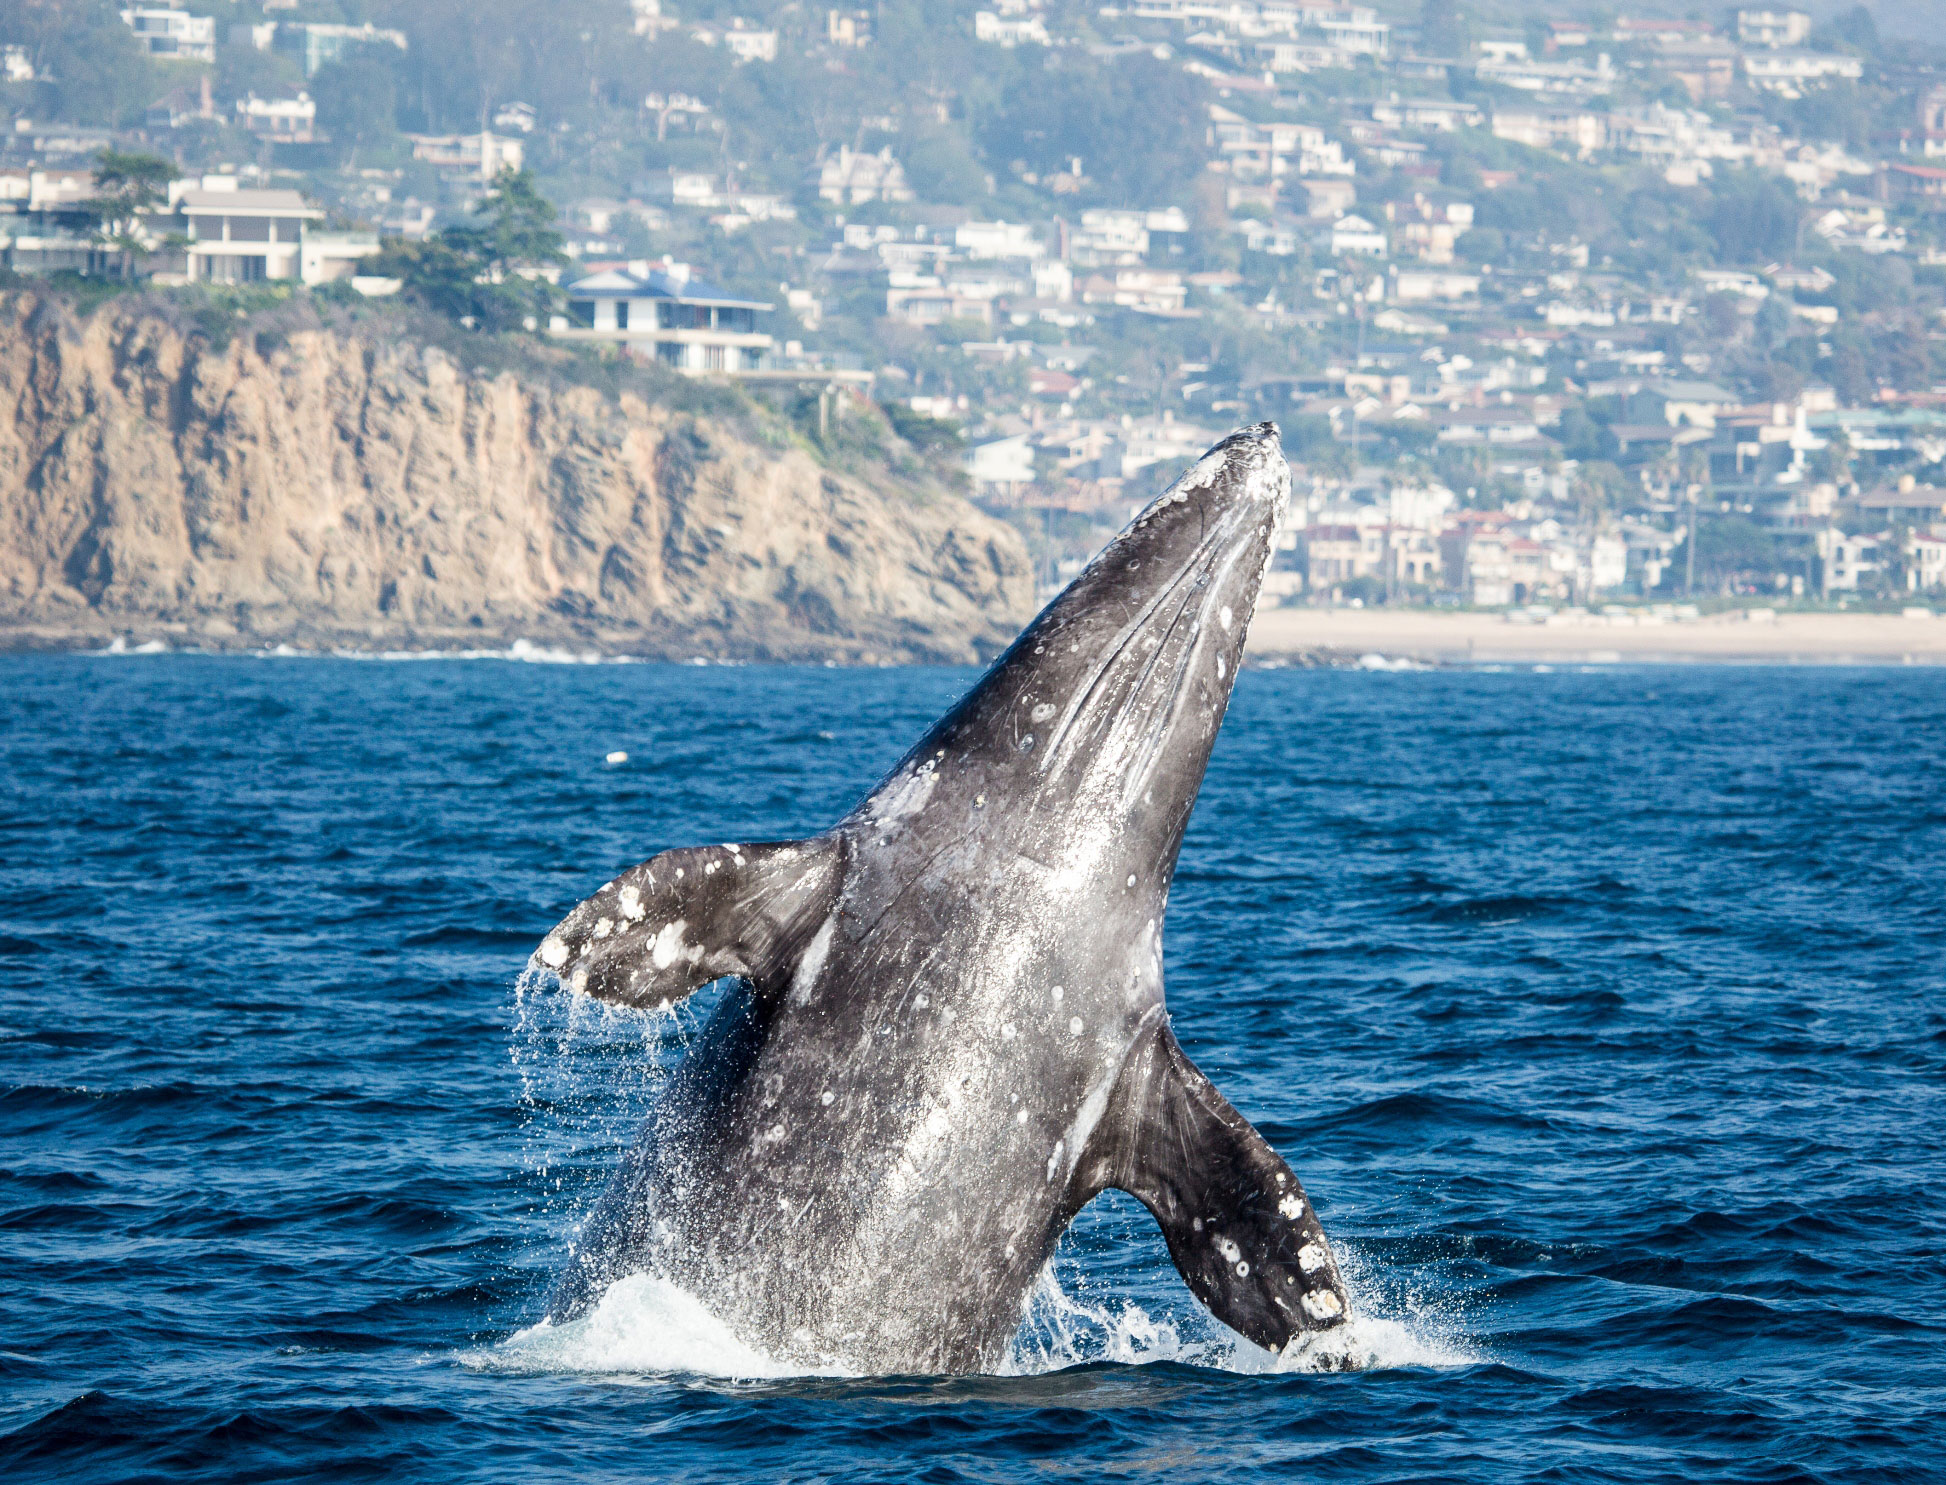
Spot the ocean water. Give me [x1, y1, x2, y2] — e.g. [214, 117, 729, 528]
[2, 655, 1942, 1482]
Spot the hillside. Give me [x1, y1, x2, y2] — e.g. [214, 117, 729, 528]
[0, 292, 1034, 662]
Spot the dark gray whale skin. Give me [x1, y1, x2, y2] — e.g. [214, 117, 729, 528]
[530, 424, 1351, 1373]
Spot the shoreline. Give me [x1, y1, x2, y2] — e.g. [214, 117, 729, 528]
[1245, 608, 1946, 666]
[4, 610, 1946, 667]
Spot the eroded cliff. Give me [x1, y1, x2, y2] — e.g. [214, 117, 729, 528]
[0, 292, 1034, 662]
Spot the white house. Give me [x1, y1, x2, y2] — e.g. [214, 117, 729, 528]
[1743, 50, 1863, 96]
[956, 220, 1044, 259]
[809, 147, 913, 204]
[1394, 269, 1479, 301]
[975, 10, 1050, 44]
[234, 93, 316, 144]
[1736, 9, 1810, 47]
[963, 435, 1036, 496]
[554, 262, 774, 374]
[171, 183, 321, 284]
[722, 21, 779, 62]
[407, 132, 525, 181]
[300, 229, 383, 286]
[120, 6, 215, 61]
[1325, 213, 1386, 257]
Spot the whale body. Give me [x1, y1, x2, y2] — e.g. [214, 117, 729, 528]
[531, 424, 1351, 1373]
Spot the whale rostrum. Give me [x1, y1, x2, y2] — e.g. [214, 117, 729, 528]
[531, 423, 1351, 1373]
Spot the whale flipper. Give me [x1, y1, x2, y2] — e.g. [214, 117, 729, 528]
[1087, 1018, 1351, 1353]
[534, 837, 842, 1009]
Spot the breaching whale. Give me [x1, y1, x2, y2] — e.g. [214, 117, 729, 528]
[530, 423, 1350, 1373]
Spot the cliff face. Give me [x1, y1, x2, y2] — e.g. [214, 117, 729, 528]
[0, 293, 1035, 662]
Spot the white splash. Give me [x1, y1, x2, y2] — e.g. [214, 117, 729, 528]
[501, 975, 1480, 1384]
[1004, 1262, 1476, 1377]
[476, 1272, 847, 1380]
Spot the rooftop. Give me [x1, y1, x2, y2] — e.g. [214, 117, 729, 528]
[564, 265, 771, 310]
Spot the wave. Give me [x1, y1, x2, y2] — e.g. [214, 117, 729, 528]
[88, 637, 749, 664]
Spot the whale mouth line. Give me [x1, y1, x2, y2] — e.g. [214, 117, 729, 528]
[1037, 503, 1247, 789]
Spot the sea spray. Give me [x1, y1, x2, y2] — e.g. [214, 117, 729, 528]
[501, 973, 1480, 1381]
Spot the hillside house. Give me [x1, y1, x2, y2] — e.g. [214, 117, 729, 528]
[119, 6, 215, 61]
[555, 263, 774, 374]
[810, 147, 913, 204]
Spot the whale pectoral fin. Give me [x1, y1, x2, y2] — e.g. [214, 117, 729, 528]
[530, 835, 841, 1010]
[1089, 1020, 1351, 1354]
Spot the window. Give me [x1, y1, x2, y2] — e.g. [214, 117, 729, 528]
[204, 254, 267, 284]
[616, 300, 629, 330]
[567, 300, 595, 328]
[657, 301, 709, 330]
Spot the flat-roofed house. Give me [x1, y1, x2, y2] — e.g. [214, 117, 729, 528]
[171, 185, 321, 283]
[555, 263, 773, 374]
[120, 5, 216, 61]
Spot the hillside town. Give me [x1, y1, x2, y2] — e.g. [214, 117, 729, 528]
[3, 0, 1944, 607]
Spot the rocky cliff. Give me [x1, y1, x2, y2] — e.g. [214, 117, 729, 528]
[0, 292, 1034, 662]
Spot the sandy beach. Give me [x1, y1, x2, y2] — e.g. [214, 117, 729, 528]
[1246, 607, 1946, 665]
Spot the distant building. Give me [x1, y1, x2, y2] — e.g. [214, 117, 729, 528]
[724, 21, 779, 62]
[300, 229, 383, 286]
[956, 220, 1044, 260]
[631, 0, 683, 37]
[975, 10, 1050, 45]
[693, 19, 778, 62]
[493, 102, 538, 135]
[1491, 107, 1607, 158]
[1323, 213, 1386, 257]
[1742, 49, 1864, 96]
[555, 263, 774, 374]
[234, 92, 317, 144]
[962, 435, 1036, 497]
[274, 21, 409, 78]
[119, 6, 216, 61]
[1856, 481, 1946, 528]
[1394, 269, 1480, 302]
[1629, 380, 1740, 429]
[1906, 532, 1946, 591]
[826, 8, 873, 45]
[1735, 8, 1811, 47]
[407, 132, 526, 181]
[809, 147, 913, 205]
[1881, 164, 1946, 204]
[886, 273, 995, 327]
[164, 182, 323, 284]
[1817, 528, 1880, 592]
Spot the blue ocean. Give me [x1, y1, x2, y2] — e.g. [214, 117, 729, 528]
[3, 655, 1942, 1482]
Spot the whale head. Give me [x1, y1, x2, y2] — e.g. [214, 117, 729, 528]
[859, 423, 1291, 893]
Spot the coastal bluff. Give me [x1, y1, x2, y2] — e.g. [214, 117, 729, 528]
[0, 292, 1034, 663]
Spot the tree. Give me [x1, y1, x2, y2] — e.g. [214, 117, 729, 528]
[1676, 513, 1779, 594]
[981, 54, 1213, 208]
[1707, 169, 1801, 264]
[1817, 4, 1879, 55]
[1420, 0, 1465, 56]
[79, 148, 180, 279]
[14, 0, 157, 126]
[376, 168, 566, 332]
[313, 49, 401, 164]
